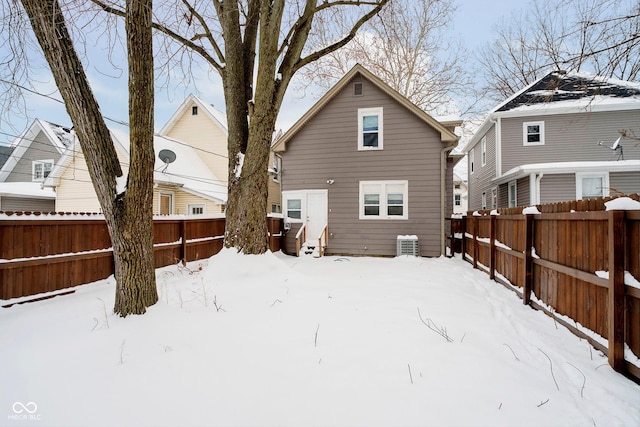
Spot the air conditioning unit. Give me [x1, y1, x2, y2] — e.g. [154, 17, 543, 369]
[397, 235, 419, 256]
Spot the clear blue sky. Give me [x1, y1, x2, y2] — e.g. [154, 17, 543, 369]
[0, 0, 527, 146]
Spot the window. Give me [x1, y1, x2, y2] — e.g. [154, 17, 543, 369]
[358, 107, 383, 150]
[508, 181, 517, 208]
[271, 203, 281, 214]
[454, 183, 461, 190]
[359, 181, 408, 220]
[32, 160, 53, 181]
[287, 199, 302, 219]
[491, 188, 497, 209]
[354, 82, 363, 96]
[454, 194, 461, 206]
[481, 137, 487, 166]
[481, 192, 487, 210]
[576, 172, 609, 199]
[470, 149, 475, 174]
[192, 106, 198, 115]
[188, 204, 205, 215]
[523, 121, 545, 145]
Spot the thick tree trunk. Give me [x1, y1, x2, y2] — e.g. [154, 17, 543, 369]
[113, 0, 157, 315]
[21, 0, 157, 316]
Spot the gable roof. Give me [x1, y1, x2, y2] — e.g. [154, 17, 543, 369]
[159, 94, 228, 137]
[273, 64, 459, 152]
[466, 71, 640, 152]
[45, 129, 227, 204]
[0, 119, 76, 182]
[496, 71, 640, 114]
[0, 146, 13, 169]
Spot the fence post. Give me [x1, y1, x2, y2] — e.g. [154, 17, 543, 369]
[472, 215, 479, 269]
[461, 216, 467, 258]
[522, 213, 535, 305]
[180, 219, 188, 266]
[489, 215, 496, 280]
[607, 210, 625, 373]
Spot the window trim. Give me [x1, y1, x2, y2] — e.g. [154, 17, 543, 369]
[491, 187, 497, 209]
[523, 121, 545, 146]
[159, 191, 174, 215]
[481, 136, 487, 167]
[359, 180, 408, 220]
[354, 82, 364, 96]
[188, 204, 205, 215]
[470, 148, 475, 175]
[32, 159, 54, 182]
[357, 107, 384, 151]
[454, 194, 461, 206]
[285, 197, 302, 220]
[576, 171, 609, 200]
[508, 181, 517, 208]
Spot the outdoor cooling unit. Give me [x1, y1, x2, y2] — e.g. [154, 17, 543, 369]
[397, 235, 419, 256]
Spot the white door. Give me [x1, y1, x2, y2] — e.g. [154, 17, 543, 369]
[305, 191, 328, 244]
[283, 190, 328, 245]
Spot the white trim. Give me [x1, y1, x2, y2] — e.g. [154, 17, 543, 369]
[159, 191, 174, 215]
[481, 136, 487, 167]
[188, 203, 205, 215]
[359, 180, 408, 220]
[357, 107, 384, 151]
[469, 148, 475, 175]
[481, 191, 487, 210]
[32, 159, 54, 182]
[523, 121, 545, 146]
[576, 171, 610, 200]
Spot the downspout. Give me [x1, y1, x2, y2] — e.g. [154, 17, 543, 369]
[490, 116, 502, 177]
[535, 173, 544, 204]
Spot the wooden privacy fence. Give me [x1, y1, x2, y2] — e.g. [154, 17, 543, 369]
[451, 195, 640, 382]
[0, 213, 283, 300]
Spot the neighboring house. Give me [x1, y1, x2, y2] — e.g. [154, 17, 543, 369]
[273, 64, 460, 257]
[453, 172, 468, 215]
[0, 119, 71, 211]
[44, 129, 227, 214]
[159, 93, 282, 213]
[467, 70, 640, 211]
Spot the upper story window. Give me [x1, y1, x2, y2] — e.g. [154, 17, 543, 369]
[359, 180, 408, 220]
[454, 194, 461, 206]
[576, 172, 609, 200]
[192, 106, 198, 115]
[358, 107, 383, 150]
[523, 121, 545, 146]
[32, 160, 53, 182]
[354, 82, 363, 96]
[481, 136, 487, 166]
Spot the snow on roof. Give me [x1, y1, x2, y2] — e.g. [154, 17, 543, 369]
[109, 128, 227, 204]
[0, 182, 56, 199]
[42, 121, 76, 149]
[496, 71, 640, 113]
[494, 160, 640, 185]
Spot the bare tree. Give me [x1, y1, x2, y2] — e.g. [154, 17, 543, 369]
[17, 0, 157, 316]
[92, 0, 389, 254]
[296, 0, 474, 117]
[478, 0, 640, 102]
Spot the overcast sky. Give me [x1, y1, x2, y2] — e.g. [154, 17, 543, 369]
[0, 0, 528, 146]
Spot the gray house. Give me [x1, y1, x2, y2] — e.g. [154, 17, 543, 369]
[273, 64, 460, 257]
[467, 71, 640, 211]
[0, 119, 73, 211]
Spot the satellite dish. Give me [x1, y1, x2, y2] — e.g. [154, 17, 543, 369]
[611, 136, 621, 150]
[159, 149, 177, 164]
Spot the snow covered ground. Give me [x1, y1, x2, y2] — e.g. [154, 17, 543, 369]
[1, 250, 639, 427]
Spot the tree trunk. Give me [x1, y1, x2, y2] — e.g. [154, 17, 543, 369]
[21, 0, 157, 316]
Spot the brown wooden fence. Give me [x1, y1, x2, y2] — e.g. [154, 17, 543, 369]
[0, 213, 283, 300]
[449, 194, 640, 383]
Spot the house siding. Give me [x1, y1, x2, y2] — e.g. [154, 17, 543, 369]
[153, 184, 224, 215]
[6, 130, 61, 183]
[281, 75, 448, 257]
[468, 125, 496, 210]
[539, 173, 575, 204]
[611, 171, 640, 195]
[55, 148, 104, 213]
[500, 110, 640, 174]
[162, 102, 229, 185]
[0, 196, 54, 212]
